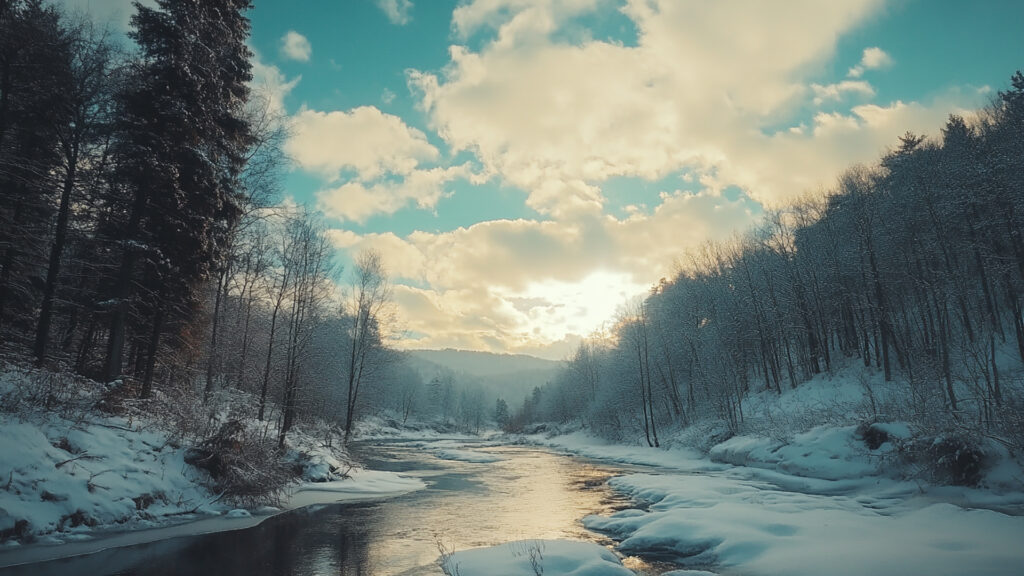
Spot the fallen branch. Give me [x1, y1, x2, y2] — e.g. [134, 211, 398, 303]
[55, 452, 96, 469]
[161, 491, 226, 517]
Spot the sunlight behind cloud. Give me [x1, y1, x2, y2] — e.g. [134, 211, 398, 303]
[498, 270, 650, 343]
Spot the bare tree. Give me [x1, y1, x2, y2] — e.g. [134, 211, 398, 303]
[342, 249, 393, 442]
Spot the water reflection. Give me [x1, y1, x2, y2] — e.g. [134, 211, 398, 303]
[0, 442, 639, 576]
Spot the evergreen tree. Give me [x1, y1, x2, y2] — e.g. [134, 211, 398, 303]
[103, 0, 254, 392]
[0, 0, 72, 335]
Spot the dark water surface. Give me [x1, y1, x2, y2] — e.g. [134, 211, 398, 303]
[0, 440, 655, 576]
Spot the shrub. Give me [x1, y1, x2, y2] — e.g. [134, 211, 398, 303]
[185, 420, 293, 506]
[905, 432, 989, 487]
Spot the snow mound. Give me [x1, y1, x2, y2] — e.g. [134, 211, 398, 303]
[441, 539, 632, 576]
[289, 468, 425, 508]
[0, 417, 219, 541]
[435, 449, 503, 463]
[709, 425, 879, 481]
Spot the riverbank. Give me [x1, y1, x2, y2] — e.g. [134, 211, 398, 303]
[509, 367, 1024, 576]
[0, 364, 425, 567]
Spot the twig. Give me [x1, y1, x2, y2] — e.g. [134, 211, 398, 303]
[55, 452, 95, 469]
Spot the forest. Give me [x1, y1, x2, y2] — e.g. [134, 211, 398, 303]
[522, 72, 1024, 460]
[0, 0, 476, 500]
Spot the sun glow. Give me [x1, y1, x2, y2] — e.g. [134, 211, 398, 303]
[498, 270, 650, 344]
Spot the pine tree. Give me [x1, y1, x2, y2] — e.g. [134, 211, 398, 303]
[103, 0, 254, 392]
[0, 0, 72, 336]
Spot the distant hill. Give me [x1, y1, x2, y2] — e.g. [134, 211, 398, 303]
[405, 349, 564, 404]
[407, 348, 561, 377]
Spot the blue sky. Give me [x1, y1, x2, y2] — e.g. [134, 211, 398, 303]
[74, 0, 1024, 359]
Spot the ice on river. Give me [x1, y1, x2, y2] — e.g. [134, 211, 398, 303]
[441, 539, 633, 576]
[434, 448, 504, 463]
[288, 468, 425, 508]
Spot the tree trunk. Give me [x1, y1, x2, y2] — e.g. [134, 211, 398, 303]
[34, 149, 77, 365]
[140, 304, 163, 399]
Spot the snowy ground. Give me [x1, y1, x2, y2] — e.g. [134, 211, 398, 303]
[585, 473, 1024, 576]
[517, 367, 1024, 575]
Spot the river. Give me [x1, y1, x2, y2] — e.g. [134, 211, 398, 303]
[0, 440, 672, 576]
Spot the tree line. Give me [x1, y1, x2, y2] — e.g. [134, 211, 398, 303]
[0, 0, 407, 448]
[527, 72, 1024, 450]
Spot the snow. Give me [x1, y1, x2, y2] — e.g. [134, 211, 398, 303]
[352, 414, 488, 441]
[0, 365, 425, 568]
[0, 417, 219, 540]
[434, 448, 504, 463]
[519, 364, 1024, 576]
[288, 468, 425, 508]
[520, 430, 721, 473]
[709, 425, 880, 481]
[441, 539, 633, 576]
[585, 473, 1024, 576]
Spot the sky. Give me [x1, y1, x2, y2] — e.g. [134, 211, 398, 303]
[69, 0, 1024, 360]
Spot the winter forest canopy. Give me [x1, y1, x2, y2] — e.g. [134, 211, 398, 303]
[2, 1, 1024, 561]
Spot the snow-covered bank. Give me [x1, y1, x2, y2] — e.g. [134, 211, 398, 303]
[0, 364, 424, 566]
[351, 413, 499, 442]
[441, 539, 633, 576]
[514, 365, 1024, 575]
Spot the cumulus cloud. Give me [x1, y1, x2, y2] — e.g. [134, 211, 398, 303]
[249, 51, 300, 115]
[327, 188, 759, 353]
[286, 106, 439, 181]
[377, 0, 414, 25]
[318, 163, 482, 223]
[407, 0, 985, 215]
[410, 0, 901, 214]
[317, 2, 984, 355]
[280, 30, 312, 62]
[847, 46, 894, 78]
[811, 80, 876, 105]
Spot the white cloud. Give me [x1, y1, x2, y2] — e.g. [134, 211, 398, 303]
[409, 0, 989, 216]
[847, 46, 893, 78]
[410, 0, 897, 214]
[249, 51, 300, 115]
[811, 80, 876, 105]
[862, 46, 894, 69]
[280, 30, 312, 62]
[318, 163, 480, 223]
[376, 0, 414, 25]
[327, 188, 759, 352]
[286, 106, 439, 181]
[313, 2, 986, 356]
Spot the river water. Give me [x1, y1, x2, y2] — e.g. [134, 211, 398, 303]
[0, 440, 668, 576]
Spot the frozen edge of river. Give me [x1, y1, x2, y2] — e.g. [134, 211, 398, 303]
[0, 467, 425, 569]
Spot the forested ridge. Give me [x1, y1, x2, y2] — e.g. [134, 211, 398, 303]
[528, 72, 1024, 460]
